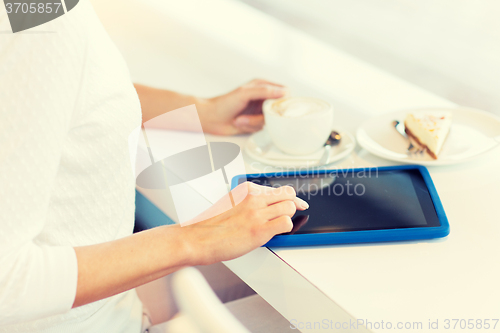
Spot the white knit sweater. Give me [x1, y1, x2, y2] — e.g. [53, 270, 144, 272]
[0, 1, 143, 332]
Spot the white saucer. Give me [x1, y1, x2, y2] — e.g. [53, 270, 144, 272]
[356, 107, 500, 166]
[245, 128, 356, 167]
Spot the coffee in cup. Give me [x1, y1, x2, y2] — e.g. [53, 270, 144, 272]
[263, 97, 334, 155]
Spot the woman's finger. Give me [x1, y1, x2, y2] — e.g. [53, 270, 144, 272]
[243, 84, 288, 101]
[233, 115, 264, 132]
[261, 186, 309, 210]
[265, 215, 293, 236]
[233, 124, 264, 134]
[244, 183, 309, 210]
[293, 196, 309, 210]
[263, 200, 297, 220]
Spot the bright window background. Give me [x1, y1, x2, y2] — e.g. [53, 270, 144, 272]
[239, 0, 500, 115]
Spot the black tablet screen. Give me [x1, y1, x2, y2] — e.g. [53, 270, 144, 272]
[241, 169, 440, 234]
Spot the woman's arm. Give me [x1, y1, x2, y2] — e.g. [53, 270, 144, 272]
[73, 182, 308, 308]
[74, 80, 293, 307]
[135, 79, 287, 135]
[72, 224, 188, 307]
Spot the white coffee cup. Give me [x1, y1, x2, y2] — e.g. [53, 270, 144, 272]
[263, 97, 334, 155]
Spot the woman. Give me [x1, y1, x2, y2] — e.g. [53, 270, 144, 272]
[0, 1, 307, 332]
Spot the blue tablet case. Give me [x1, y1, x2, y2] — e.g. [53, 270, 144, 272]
[231, 165, 449, 247]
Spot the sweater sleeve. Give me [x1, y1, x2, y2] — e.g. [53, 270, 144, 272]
[0, 11, 85, 325]
[0, 244, 78, 325]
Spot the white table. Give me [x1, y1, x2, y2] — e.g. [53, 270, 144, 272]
[92, 0, 500, 331]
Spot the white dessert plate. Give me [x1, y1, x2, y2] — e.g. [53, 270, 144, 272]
[356, 107, 500, 166]
[245, 127, 356, 168]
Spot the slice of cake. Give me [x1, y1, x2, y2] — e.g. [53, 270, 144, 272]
[404, 111, 452, 159]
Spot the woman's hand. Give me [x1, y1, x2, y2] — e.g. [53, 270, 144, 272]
[72, 181, 307, 307]
[135, 79, 287, 135]
[181, 181, 308, 266]
[198, 79, 288, 135]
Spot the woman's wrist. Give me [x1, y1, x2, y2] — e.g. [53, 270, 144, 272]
[171, 222, 218, 266]
[194, 96, 220, 134]
[156, 224, 199, 268]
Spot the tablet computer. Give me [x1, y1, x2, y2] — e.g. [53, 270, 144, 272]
[231, 165, 449, 247]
